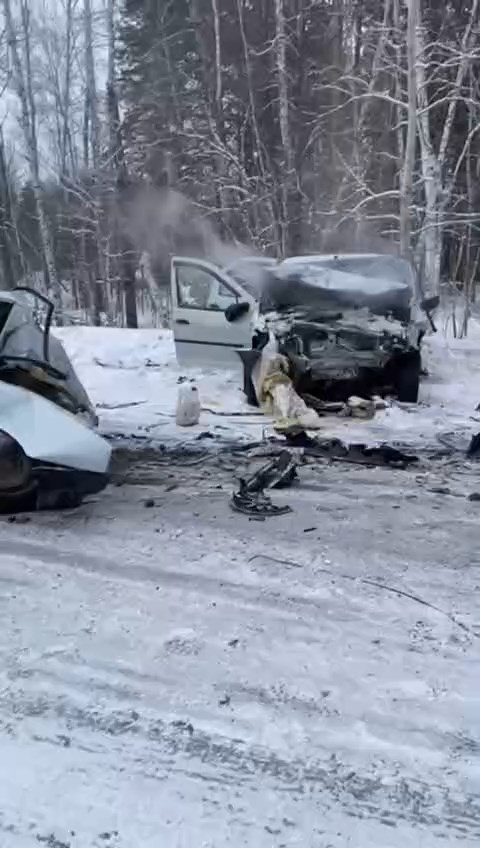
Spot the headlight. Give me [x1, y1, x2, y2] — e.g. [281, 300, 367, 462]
[0, 430, 31, 491]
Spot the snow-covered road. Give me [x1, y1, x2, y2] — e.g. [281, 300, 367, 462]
[0, 446, 479, 846]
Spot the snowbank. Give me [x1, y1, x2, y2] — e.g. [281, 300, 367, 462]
[55, 320, 480, 450]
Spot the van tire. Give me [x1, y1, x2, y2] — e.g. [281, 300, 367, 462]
[396, 356, 421, 403]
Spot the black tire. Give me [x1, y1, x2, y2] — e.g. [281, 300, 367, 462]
[237, 349, 261, 407]
[0, 486, 38, 515]
[243, 370, 259, 406]
[396, 357, 421, 403]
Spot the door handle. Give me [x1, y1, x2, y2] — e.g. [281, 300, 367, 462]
[176, 318, 190, 325]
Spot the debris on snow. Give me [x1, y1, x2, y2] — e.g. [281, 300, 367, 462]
[283, 432, 418, 468]
[240, 449, 298, 491]
[467, 432, 480, 458]
[230, 481, 293, 518]
[342, 395, 376, 420]
[230, 450, 296, 517]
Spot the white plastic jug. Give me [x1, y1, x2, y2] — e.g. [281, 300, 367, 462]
[176, 383, 201, 426]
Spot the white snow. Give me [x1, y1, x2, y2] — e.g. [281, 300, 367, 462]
[55, 317, 480, 450]
[0, 452, 479, 846]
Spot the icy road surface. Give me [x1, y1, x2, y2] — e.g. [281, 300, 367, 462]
[0, 446, 479, 847]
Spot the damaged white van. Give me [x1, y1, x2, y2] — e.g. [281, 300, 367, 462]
[170, 253, 438, 406]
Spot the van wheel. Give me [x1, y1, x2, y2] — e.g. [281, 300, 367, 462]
[0, 486, 38, 514]
[396, 356, 421, 403]
[243, 371, 258, 406]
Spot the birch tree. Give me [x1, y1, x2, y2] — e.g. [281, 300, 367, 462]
[2, 0, 63, 316]
[273, 0, 294, 254]
[0, 131, 17, 289]
[415, 0, 479, 294]
[399, 0, 417, 259]
[83, 0, 100, 169]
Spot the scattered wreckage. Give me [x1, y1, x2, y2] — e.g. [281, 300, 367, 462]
[229, 438, 420, 518]
[0, 287, 111, 512]
[170, 252, 439, 434]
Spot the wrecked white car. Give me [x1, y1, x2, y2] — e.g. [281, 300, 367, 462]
[170, 253, 438, 406]
[0, 287, 111, 512]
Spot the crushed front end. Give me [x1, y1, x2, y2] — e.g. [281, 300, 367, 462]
[243, 255, 427, 409]
[0, 288, 111, 512]
[275, 309, 422, 403]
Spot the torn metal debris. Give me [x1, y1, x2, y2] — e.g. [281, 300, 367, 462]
[230, 483, 292, 518]
[284, 434, 419, 469]
[230, 449, 296, 517]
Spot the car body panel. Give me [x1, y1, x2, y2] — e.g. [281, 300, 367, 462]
[170, 256, 255, 368]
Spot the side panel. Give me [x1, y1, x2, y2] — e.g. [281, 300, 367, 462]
[170, 258, 254, 369]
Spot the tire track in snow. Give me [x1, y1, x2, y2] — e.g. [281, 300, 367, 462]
[0, 689, 478, 839]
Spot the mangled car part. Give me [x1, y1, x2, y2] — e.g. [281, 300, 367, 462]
[229, 436, 418, 518]
[239, 343, 386, 435]
[230, 255, 438, 410]
[0, 287, 111, 512]
[230, 449, 296, 517]
[284, 432, 419, 468]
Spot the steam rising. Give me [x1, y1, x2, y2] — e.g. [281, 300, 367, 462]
[122, 187, 259, 273]
[120, 185, 402, 299]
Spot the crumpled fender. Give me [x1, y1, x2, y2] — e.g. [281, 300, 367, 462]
[0, 381, 111, 474]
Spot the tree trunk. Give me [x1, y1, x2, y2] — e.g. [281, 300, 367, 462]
[0, 132, 17, 289]
[61, 0, 74, 179]
[84, 0, 100, 169]
[106, 9, 138, 329]
[415, 0, 479, 295]
[273, 0, 295, 254]
[415, 21, 442, 295]
[399, 0, 417, 259]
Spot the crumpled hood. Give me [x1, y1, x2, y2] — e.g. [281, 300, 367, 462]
[261, 262, 414, 323]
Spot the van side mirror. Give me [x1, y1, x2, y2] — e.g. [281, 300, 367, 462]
[225, 301, 250, 322]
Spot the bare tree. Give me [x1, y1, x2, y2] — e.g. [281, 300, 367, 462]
[415, 0, 480, 294]
[273, 0, 294, 254]
[2, 0, 63, 317]
[83, 0, 100, 169]
[106, 0, 138, 327]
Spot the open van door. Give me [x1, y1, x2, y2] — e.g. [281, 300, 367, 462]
[170, 257, 255, 368]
